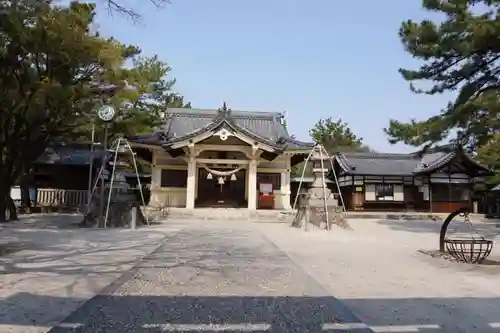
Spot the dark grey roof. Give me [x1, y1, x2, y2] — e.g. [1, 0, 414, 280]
[335, 152, 419, 176]
[35, 147, 108, 166]
[129, 107, 313, 151]
[334, 149, 489, 176]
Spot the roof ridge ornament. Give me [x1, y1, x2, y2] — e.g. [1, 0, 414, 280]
[218, 101, 231, 114]
[216, 101, 233, 124]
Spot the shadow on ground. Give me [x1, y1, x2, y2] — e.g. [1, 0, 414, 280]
[376, 218, 500, 239]
[0, 293, 499, 332]
[0, 214, 84, 230]
[0, 216, 182, 274]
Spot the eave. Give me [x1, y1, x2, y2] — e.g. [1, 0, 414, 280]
[333, 154, 355, 175]
[413, 150, 490, 177]
[127, 132, 166, 147]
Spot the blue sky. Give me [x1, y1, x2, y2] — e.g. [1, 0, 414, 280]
[95, 0, 453, 152]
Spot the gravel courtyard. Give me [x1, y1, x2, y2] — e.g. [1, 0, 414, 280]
[1, 215, 500, 332]
[255, 217, 500, 332]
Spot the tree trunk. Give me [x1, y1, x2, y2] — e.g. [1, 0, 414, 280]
[0, 176, 17, 222]
[0, 193, 18, 222]
[0, 195, 6, 222]
[7, 196, 18, 221]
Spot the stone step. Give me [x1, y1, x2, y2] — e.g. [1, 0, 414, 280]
[161, 209, 440, 221]
[144, 207, 488, 223]
[146, 207, 296, 222]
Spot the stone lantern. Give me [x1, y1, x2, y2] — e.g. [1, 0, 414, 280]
[293, 145, 340, 230]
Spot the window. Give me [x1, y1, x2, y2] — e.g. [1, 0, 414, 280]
[375, 184, 394, 200]
[160, 169, 188, 188]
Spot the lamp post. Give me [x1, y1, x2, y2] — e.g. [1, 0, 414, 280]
[96, 104, 116, 228]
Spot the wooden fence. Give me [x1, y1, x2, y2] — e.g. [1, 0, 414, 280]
[36, 188, 88, 208]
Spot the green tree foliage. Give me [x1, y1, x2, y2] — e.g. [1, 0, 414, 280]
[0, 1, 125, 220]
[385, 0, 500, 152]
[0, 1, 189, 221]
[167, 94, 192, 108]
[77, 55, 190, 143]
[309, 117, 368, 153]
[292, 118, 370, 178]
[476, 133, 500, 184]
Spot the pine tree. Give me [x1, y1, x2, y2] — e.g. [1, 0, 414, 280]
[385, 0, 500, 152]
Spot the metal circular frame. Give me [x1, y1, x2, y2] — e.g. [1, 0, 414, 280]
[439, 207, 494, 264]
[444, 239, 493, 264]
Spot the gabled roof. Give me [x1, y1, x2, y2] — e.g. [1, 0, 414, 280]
[128, 106, 313, 152]
[334, 148, 489, 177]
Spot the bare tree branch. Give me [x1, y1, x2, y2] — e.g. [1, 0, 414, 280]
[104, 0, 171, 21]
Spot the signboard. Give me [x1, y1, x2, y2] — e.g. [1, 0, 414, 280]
[259, 183, 273, 195]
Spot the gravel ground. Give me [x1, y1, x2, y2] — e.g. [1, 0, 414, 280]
[3, 215, 500, 333]
[256, 218, 500, 333]
[48, 223, 371, 333]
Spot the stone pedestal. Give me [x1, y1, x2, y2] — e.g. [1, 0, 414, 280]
[292, 145, 342, 230]
[80, 189, 147, 228]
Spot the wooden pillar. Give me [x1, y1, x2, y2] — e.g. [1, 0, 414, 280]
[148, 151, 162, 208]
[186, 155, 196, 209]
[248, 160, 257, 210]
[428, 175, 433, 213]
[281, 156, 291, 210]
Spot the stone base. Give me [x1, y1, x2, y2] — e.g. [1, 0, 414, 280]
[80, 190, 147, 228]
[149, 207, 295, 222]
[292, 206, 350, 230]
[291, 187, 350, 230]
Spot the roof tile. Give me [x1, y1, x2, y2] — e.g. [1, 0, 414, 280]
[335, 150, 487, 176]
[133, 107, 313, 150]
[337, 152, 419, 176]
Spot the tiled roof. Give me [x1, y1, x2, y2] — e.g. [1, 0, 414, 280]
[334, 149, 489, 176]
[335, 152, 420, 176]
[128, 107, 313, 150]
[36, 147, 108, 166]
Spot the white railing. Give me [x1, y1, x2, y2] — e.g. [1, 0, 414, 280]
[36, 188, 88, 208]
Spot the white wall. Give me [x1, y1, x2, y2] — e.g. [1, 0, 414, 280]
[149, 149, 188, 208]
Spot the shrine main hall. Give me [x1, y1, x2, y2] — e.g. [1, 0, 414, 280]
[129, 105, 313, 210]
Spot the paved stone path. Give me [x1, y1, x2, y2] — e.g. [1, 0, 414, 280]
[47, 224, 371, 333]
